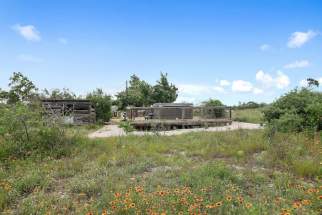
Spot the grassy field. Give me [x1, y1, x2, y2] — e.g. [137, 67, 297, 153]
[232, 108, 264, 124]
[0, 129, 321, 214]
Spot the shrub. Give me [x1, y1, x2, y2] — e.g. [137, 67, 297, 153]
[86, 89, 112, 123]
[119, 121, 135, 133]
[263, 88, 322, 132]
[0, 103, 76, 160]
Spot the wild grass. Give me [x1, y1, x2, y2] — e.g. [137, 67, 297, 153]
[232, 108, 264, 124]
[0, 129, 321, 214]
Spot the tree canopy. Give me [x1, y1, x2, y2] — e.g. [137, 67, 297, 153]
[116, 73, 178, 110]
[263, 87, 322, 132]
[201, 99, 223, 107]
[86, 88, 112, 123]
[0, 72, 38, 104]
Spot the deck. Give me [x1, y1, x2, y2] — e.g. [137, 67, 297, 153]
[130, 118, 232, 130]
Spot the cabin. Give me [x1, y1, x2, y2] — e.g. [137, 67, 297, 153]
[41, 99, 96, 125]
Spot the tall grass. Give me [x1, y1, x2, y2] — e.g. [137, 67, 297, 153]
[232, 108, 264, 124]
[1, 129, 321, 214]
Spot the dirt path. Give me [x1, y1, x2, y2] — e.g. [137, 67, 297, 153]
[88, 121, 262, 138]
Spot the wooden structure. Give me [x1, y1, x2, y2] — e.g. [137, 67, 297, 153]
[41, 99, 96, 125]
[126, 103, 232, 130]
[127, 103, 193, 120]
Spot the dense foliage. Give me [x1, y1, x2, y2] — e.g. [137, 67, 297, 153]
[86, 89, 112, 123]
[202, 99, 223, 106]
[234, 101, 267, 110]
[40, 88, 77, 100]
[263, 88, 322, 132]
[0, 72, 38, 104]
[0, 103, 76, 161]
[116, 73, 178, 110]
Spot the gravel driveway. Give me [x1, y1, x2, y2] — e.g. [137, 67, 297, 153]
[88, 121, 262, 138]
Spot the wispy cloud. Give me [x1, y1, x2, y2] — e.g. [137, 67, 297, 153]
[284, 60, 310, 69]
[259, 44, 271, 51]
[231, 80, 253, 92]
[287, 30, 317, 48]
[219, 80, 230, 87]
[252, 88, 263, 95]
[12, 24, 41, 42]
[17, 54, 43, 63]
[58, 37, 68, 44]
[275, 71, 290, 89]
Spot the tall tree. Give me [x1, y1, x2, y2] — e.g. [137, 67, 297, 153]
[86, 88, 112, 122]
[151, 73, 178, 103]
[0, 72, 38, 104]
[116, 75, 153, 110]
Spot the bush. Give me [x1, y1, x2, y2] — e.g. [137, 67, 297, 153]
[263, 88, 322, 132]
[118, 121, 135, 133]
[86, 89, 112, 123]
[0, 103, 76, 160]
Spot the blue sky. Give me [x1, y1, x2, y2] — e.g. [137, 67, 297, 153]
[0, 0, 321, 105]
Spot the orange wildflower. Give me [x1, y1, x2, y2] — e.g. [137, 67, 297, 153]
[114, 192, 121, 198]
[245, 202, 252, 209]
[129, 203, 136, 208]
[302, 199, 311, 205]
[215, 201, 223, 207]
[101, 209, 108, 215]
[158, 191, 166, 196]
[225, 195, 232, 201]
[135, 186, 143, 193]
[292, 201, 301, 209]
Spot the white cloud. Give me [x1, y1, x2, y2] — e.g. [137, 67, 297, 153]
[284, 60, 310, 69]
[58, 37, 68, 44]
[213, 86, 225, 92]
[255, 70, 290, 89]
[287, 30, 317, 48]
[260, 44, 270, 51]
[219, 80, 230, 87]
[12, 24, 41, 41]
[256, 70, 273, 87]
[253, 88, 263, 95]
[17, 54, 43, 63]
[232, 80, 253, 92]
[299, 79, 309, 87]
[275, 71, 290, 89]
[319, 78, 322, 84]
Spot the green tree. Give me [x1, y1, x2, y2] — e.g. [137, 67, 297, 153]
[86, 88, 112, 122]
[41, 88, 76, 99]
[263, 88, 322, 132]
[0, 72, 38, 104]
[151, 73, 178, 103]
[306, 78, 319, 88]
[202, 99, 223, 107]
[116, 75, 153, 110]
